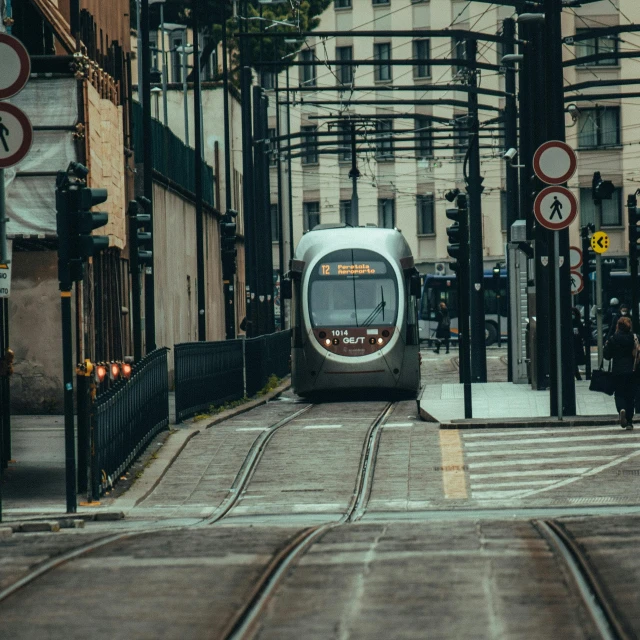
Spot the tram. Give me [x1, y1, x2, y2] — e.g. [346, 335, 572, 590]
[282, 224, 422, 398]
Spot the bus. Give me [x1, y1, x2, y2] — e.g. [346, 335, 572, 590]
[419, 270, 508, 346]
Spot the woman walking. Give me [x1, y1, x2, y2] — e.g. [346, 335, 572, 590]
[603, 316, 637, 429]
[432, 301, 451, 355]
[572, 307, 586, 380]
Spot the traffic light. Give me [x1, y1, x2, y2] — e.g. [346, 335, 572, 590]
[55, 164, 109, 289]
[592, 171, 615, 204]
[135, 196, 153, 265]
[493, 263, 501, 278]
[628, 194, 640, 249]
[445, 193, 469, 274]
[220, 209, 237, 277]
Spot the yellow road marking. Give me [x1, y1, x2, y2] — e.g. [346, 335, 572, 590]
[439, 430, 468, 499]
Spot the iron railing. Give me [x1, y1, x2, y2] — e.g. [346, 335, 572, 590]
[245, 330, 292, 398]
[174, 340, 245, 422]
[89, 348, 169, 500]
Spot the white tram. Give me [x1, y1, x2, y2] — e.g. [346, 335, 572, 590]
[283, 225, 422, 398]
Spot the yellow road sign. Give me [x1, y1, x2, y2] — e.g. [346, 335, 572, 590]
[591, 231, 610, 254]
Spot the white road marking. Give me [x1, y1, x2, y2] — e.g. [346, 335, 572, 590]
[304, 424, 342, 430]
[462, 426, 621, 438]
[384, 422, 414, 428]
[468, 455, 614, 469]
[464, 433, 640, 448]
[472, 490, 534, 499]
[235, 427, 268, 432]
[466, 443, 640, 457]
[470, 468, 591, 480]
[468, 480, 557, 489]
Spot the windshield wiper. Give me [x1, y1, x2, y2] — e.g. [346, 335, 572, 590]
[362, 287, 386, 327]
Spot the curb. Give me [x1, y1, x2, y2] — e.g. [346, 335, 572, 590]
[439, 415, 619, 429]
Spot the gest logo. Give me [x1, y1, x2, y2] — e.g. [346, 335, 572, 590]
[343, 337, 365, 344]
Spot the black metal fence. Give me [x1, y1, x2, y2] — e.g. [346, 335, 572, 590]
[245, 330, 292, 398]
[87, 348, 169, 500]
[175, 330, 291, 422]
[174, 340, 244, 422]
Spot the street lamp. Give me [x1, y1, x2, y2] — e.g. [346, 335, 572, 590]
[176, 43, 194, 146]
[151, 86, 162, 120]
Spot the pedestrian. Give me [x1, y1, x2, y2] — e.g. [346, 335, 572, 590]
[605, 297, 620, 339]
[603, 316, 638, 429]
[432, 301, 450, 355]
[572, 307, 586, 381]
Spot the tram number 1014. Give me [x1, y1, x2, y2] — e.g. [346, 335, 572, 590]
[332, 330, 349, 337]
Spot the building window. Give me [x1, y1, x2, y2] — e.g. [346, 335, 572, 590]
[452, 117, 469, 156]
[413, 39, 430, 79]
[336, 46, 353, 85]
[373, 43, 391, 82]
[500, 190, 508, 232]
[372, 0, 389, 5]
[580, 187, 622, 227]
[378, 199, 395, 229]
[301, 125, 318, 164]
[267, 127, 277, 166]
[262, 71, 275, 90]
[577, 107, 620, 148]
[452, 38, 466, 75]
[171, 33, 185, 83]
[150, 32, 159, 72]
[340, 200, 354, 226]
[201, 34, 217, 81]
[417, 194, 434, 235]
[335, 0, 352, 8]
[375, 119, 394, 159]
[415, 116, 433, 159]
[270, 203, 280, 241]
[576, 29, 619, 66]
[304, 202, 320, 231]
[300, 48, 316, 86]
[337, 122, 352, 162]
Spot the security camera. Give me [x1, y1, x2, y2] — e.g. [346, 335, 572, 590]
[567, 104, 578, 115]
[503, 148, 518, 161]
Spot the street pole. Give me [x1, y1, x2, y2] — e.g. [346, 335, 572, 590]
[193, 5, 206, 341]
[0, 169, 7, 265]
[286, 67, 294, 265]
[349, 123, 360, 226]
[160, 3, 168, 127]
[275, 72, 285, 330]
[581, 225, 592, 380]
[253, 85, 265, 335]
[222, 2, 236, 338]
[136, 0, 143, 109]
[262, 92, 274, 333]
[503, 17, 518, 381]
[465, 38, 487, 383]
[141, 0, 156, 352]
[182, 37, 189, 146]
[459, 194, 472, 418]
[61, 290, 76, 513]
[629, 194, 639, 334]
[596, 200, 604, 362]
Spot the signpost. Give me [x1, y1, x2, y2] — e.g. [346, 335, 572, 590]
[591, 231, 610, 254]
[534, 141, 578, 421]
[570, 271, 584, 296]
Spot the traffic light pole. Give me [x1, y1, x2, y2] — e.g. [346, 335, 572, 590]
[465, 39, 487, 383]
[629, 194, 639, 333]
[458, 196, 472, 418]
[581, 225, 592, 380]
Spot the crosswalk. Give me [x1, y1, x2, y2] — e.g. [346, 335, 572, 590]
[460, 425, 640, 501]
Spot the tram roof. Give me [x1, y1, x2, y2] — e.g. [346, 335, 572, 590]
[293, 224, 413, 265]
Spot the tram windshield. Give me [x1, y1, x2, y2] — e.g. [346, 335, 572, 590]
[308, 249, 398, 328]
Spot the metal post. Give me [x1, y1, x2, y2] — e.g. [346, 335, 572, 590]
[629, 194, 639, 334]
[459, 195, 472, 418]
[465, 39, 487, 383]
[553, 231, 563, 420]
[581, 226, 592, 380]
[129, 204, 142, 361]
[253, 85, 265, 335]
[261, 92, 275, 333]
[193, 10, 206, 341]
[596, 201, 604, 361]
[141, 0, 156, 352]
[222, 6, 236, 338]
[182, 36, 189, 146]
[136, 0, 143, 108]
[503, 18, 518, 381]
[0, 169, 8, 265]
[61, 292, 76, 513]
[286, 67, 294, 265]
[349, 123, 360, 226]
[160, 4, 168, 127]
[275, 72, 286, 330]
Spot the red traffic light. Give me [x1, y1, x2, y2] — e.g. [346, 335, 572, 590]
[122, 363, 132, 379]
[95, 364, 107, 383]
[109, 363, 120, 381]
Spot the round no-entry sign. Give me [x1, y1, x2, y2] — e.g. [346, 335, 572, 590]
[533, 140, 577, 185]
[570, 246, 583, 269]
[0, 34, 31, 100]
[0, 102, 33, 169]
[534, 186, 578, 231]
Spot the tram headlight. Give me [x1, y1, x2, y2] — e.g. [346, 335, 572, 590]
[324, 338, 331, 346]
[377, 337, 384, 344]
[332, 338, 339, 345]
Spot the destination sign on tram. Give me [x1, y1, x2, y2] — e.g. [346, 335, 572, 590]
[318, 262, 387, 276]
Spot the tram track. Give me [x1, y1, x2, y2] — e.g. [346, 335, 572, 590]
[221, 401, 396, 640]
[535, 519, 632, 640]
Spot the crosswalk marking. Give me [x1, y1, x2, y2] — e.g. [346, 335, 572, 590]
[470, 468, 590, 480]
[303, 424, 342, 430]
[464, 433, 640, 448]
[384, 422, 414, 428]
[468, 455, 614, 469]
[472, 489, 536, 499]
[235, 427, 267, 432]
[466, 443, 640, 457]
[469, 480, 556, 489]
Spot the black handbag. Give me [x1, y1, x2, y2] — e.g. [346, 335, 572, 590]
[589, 360, 615, 396]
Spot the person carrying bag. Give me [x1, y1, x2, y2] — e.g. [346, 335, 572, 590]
[602, 316, 638, 429]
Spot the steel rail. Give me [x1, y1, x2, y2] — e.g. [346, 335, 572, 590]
[535, 519, 632, 640]
[205, 404, 314, 523]
[0, 403, 314, 605]
[223, 401, 397, 639]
